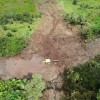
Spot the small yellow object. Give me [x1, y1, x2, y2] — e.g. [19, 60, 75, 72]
[43, 61, 46, 64]
[84, 40, 87, 43]
[94, 39, 96, 42]
[43, 59, 51, 64]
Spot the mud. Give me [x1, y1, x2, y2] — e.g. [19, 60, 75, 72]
[5, 56, 44, 78]
[0, 0, 100, 81]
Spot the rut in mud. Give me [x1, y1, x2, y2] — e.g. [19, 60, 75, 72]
[0, 0, 100, 81]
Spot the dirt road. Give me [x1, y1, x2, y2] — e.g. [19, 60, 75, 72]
[0, 0, 100, 81]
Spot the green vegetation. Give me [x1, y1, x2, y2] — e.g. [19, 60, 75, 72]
[82, 25, 100, 39]
[0, 0, 37, 15]
[57, 0, 100, 39]
[0, 36, 26, 56]
[25, 74, 46, 100]
[0, 13, 40, 37]
[64, 55, 100, 100]
[0, 0, 40, 57]
[0, 74, 46, 100]
[0, 79, 25, 100]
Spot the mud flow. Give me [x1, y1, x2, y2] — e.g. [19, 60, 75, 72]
[0, 0, 100, 81]
[5, 56, 46, 78]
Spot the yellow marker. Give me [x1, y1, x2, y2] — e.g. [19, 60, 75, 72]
[43, 61, 46, 64]
[84, 40, 87, 43]
[94, 39, 96, 42]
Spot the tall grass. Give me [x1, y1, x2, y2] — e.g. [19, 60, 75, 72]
[57, 0, 100, 39]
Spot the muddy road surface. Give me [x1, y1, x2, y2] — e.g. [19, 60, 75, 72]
[0, 0, 100, 81]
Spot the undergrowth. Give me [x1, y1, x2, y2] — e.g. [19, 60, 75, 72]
[64, 55, 100, 100]
[0, 74, 46, 100]
[0, 36, 26, 57]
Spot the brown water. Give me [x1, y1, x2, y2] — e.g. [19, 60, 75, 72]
[87, 38, 100, 59]
[5, 56, 47, 78]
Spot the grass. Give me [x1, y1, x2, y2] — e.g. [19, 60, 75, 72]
[57, 0, 100, 39]
[0, 0, 37, 15]
[0, 18, 40, 37]
[0, 0, 40, 57]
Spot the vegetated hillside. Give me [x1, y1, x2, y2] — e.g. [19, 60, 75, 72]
[0, 0, 40, 57]
[57, 0, 100, 39]
[64, 55, 100, 100]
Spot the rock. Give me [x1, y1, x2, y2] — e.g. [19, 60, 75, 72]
[41, 89, 54, 100]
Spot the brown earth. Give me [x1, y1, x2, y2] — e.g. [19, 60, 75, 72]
[0, 0, 100, 81]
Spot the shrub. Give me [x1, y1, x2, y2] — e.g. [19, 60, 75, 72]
[0, 74, 45, 100]
[97, 89, 100, 100]
[64, 13, 86, 26]
[80, 4, 89, 9]
[70, 12, 77, 24]
[15, 14, 23, 21]
[64, 13, 77, 24]
[0, 12, 38, 25]
[23, 12, 30, 17]
[0, 79, 25, 100]
[6, 32, 13, 37]
[32, 15, 34, 18]
[73, 0, 78, 5]
[77, 15, 85, 25]
[82, 25, 100, 39]
[25, 74, 46, 100]
[0, 36, 26, 56]
[11, 28, 17, 32]
[28, 25, 30, 28]
[3, 26, 7, 30]
[30, 28, 32, 31]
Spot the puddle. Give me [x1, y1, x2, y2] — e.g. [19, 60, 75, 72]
[5, 56, 46, 78]
[87, 38, 100, 59]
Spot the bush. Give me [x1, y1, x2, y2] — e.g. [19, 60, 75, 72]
[64, 56, 100, 100]
[64, 13, 77, 24]
[0, 36, 26, 56]
[0, 79, 25, 100]
[77, 15, 85, 25]
[0, 12, 39, 25]
[82, 25, 100, 39]
[11, 28, 17, 32]
[64, 13, 86, 25]
[0, 74, 45, 100]
[3, 26, 7, 30]
[23, 12, 30, 17]
[73, 0, 78, 5]
[25, 74, 46, 100]
[97, 89, 100, 100]
[6, 32, 13, 37]
[15, 14, 23, 21]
